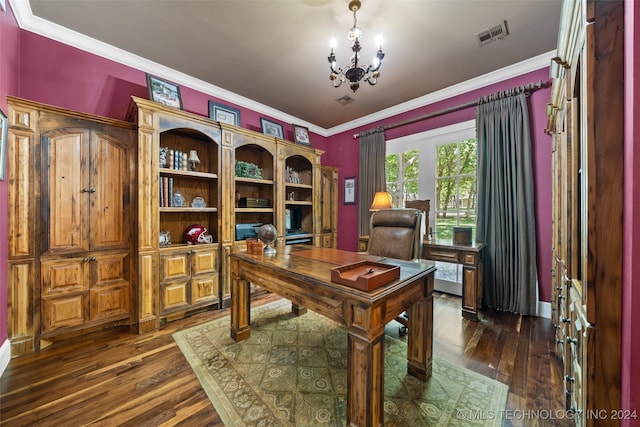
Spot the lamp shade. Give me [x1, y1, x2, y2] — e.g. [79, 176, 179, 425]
[188, 150, 201, 163]
[370, 191, 392, 211]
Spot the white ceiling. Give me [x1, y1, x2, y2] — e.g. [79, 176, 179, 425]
[23, 0, 561, 131]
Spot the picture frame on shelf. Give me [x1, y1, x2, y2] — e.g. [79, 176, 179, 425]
[146, 73, 183, 110]
[292, 124, 311, 145]
[0, 109, 7, 181]
[344, 176, 357, 205]
[209, 101, 241, 126]
[260, 117, 284, 138]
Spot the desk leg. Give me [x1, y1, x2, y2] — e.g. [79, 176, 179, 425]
[407, 274, 433, 381]
[346, 318, 385, 426]
[230, 259, 251, 341]
[291, 303, 307, 316]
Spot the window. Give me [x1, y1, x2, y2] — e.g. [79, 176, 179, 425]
[434, 139, 477, 241]
[385, 149, 419, 207]
[386, 120, 477, 293]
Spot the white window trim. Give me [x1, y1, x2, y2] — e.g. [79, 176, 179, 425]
[387, 120, 476, 295]
[386, 119, 476, 231]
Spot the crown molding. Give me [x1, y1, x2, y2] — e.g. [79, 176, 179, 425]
[326, 50, 556, 136]
[10, 0, 555, 139]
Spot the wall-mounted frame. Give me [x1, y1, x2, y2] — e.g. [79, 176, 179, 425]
[0, 109, 7, 181]
[146, 73, 183, 110]
[292, 124, 311, 145]
[209, 101, 241, 126]
[260, 118, 284, 138]
[344, 176, 357, 205]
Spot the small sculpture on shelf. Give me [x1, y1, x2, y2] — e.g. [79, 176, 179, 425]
[159, 147, 169, 167]
[191, 196, 206, 208]
[172, 190, 184, 207]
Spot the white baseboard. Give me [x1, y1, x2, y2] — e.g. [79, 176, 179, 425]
[537, 301, 551, 319]
[0, 339, 10, 378]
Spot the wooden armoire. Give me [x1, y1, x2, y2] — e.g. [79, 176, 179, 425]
[546, 0, 623, 424]
[6, 97, 136, 355]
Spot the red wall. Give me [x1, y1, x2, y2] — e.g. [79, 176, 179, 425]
[325, 67, 553, 303]
[0, 0, 21, 345]
[622, 0, 640, 420]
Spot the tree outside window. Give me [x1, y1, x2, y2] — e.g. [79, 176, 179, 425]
[435, 139, 477, 241]
[385, 149, 419, 207]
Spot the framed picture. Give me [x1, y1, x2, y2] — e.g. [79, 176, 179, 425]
[0, 109, 7, 181]
[344, 176, 357, 205]
[260, 118, 284, 138]
[209, 101, 241, 126]
[146, 73, 183, 110]
[292, 124, 310, 145]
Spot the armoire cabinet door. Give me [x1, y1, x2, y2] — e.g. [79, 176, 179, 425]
[42, 128, 91, 254]
[89, 132, 129, 250]
[42, 128, 129, 254]
[41, 257, 91, 332]
[90, 252, 131, 321]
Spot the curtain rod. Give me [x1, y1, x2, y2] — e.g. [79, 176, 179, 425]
[353, 79, 551, 139]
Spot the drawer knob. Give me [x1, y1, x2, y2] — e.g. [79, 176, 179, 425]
[566, 337, 578, 345]
[565, 375, 575, 383]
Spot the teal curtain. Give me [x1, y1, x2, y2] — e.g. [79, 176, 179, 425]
[476, 91, 539, 316]
[358, 129, 386, 237]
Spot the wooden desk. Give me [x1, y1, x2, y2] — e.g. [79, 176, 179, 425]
[422, 240, 485, 321]
[230, 246, 436, 427]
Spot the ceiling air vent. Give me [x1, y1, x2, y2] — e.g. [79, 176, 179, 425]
[476, 20, 509, 46]
[336, 95, 355, 105]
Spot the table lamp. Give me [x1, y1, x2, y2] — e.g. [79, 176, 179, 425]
[188, 150, 201, 171]
[370, 191, 392, 211]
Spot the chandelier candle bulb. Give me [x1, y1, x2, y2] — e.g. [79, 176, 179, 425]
[376, 35, 383, 50]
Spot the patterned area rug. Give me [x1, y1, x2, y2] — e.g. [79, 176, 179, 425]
[173, 300, 508, 426]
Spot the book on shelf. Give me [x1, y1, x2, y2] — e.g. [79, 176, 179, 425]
[162, 177, 169, 207]
[168, 177, 173, 206]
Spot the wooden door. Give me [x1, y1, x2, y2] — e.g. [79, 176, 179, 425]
[41, 257, 90, 332]
[89, 132, 129, 250]
[90, 252, 131, 321]
[42, 128, 91, 254]
[190, 247, 218, 306]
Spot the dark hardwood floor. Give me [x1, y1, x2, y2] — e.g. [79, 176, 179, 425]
[0, 292, 569, 426]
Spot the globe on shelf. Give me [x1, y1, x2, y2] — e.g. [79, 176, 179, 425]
[257, 224, 277, 255]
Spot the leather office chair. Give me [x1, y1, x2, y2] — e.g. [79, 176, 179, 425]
[366, 208, 423, 260]
[366, 208, 423, 336]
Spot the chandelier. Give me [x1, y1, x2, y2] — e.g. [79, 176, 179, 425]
[328, 0, 385, 93]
